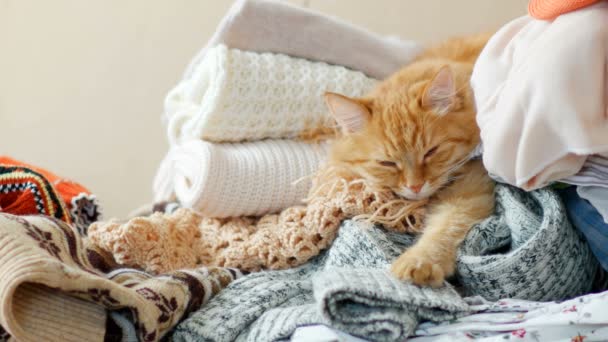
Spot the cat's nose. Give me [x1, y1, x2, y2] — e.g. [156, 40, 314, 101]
[408, 183, 424, 194]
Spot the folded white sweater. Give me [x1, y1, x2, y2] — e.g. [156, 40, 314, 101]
[165, 45, 377, 144]
[154, 139, 328, 218]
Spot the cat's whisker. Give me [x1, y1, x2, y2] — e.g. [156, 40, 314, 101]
[444, 157, 473, 176]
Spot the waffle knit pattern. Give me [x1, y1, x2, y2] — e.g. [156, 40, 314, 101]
[184, 0, 422, 80]
[173, 184, 597, 342]
[153, 139, 328, 217]
[165, 45, 377, 144]
[90, 167, 426, 273]
[0, 156, 102, 234]
[0, 213, 240, 342]
[456, 185, 597, 301]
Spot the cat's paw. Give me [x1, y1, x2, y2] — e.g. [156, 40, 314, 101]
[390, 250, 447, 288]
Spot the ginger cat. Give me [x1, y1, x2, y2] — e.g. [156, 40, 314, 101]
[324, 33, 495, 287]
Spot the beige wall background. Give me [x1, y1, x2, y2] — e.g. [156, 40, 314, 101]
[0, 0, 527, 218]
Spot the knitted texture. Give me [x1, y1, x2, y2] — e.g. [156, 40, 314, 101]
[172, 185, 597, 342]
[0, 156, 102, 233]
[153, 139, 328, 217]
[0, 213, 240, 342]
[172, 222, 469, 342]
[456, 185, 597, 301]
[165, 45, 377, 144]
[90, 167, 426, 273]
[184, 0, 422, 80]
[314, 269, 471, 341]
[0, 164, 71, 224]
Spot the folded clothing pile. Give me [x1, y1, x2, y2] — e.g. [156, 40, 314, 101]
[172, 185, 597, 342]
[165, 45, 376, 144]
[0, 156, 101, 234]
[154, 139, 329, 218]
[153, 0, 422, 218]
[0, 213, 240, 342]
[2, 2, 423, 340]
[0, 158, 241, 342]
[90, 167, 426, 273]
[472, 1, 608, 272]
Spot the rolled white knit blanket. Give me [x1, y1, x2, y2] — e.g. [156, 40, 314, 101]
[165, 45, 377, 144]
[154, 139, 328, 218]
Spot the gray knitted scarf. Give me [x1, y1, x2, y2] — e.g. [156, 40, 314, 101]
[172, 185, 598, 342]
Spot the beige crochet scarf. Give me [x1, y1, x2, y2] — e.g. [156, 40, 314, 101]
[89, 166, 425, 273]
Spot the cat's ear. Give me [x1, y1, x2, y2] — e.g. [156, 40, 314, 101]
[324, 92, 371, 134]
[422, 65, 456, 116]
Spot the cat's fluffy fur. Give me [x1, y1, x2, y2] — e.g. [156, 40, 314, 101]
[325, 33, 495, 287]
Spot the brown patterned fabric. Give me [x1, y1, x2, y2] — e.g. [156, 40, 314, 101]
[0, 213, 241, 342]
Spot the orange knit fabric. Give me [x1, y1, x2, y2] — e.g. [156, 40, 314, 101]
[528, 0, 603, 19]
[0, 157, 101, 233]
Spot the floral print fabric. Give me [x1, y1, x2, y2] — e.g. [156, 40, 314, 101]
[411, 291, 608, 341]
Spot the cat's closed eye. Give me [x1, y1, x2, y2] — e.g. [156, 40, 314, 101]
[377, 160, 398, 167]
[424, 145, 439, 160]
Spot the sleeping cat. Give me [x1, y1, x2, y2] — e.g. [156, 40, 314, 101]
[324, 33, 495, 287]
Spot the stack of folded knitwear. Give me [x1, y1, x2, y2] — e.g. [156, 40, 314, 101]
[153, 0, 422, 218]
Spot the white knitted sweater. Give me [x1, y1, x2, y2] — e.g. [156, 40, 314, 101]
[165, 45, 377, 144]
[154, 139, 328, 218]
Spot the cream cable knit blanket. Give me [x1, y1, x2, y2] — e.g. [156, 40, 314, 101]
[153, 139, 328, 217]
[165, 45, 377, 144]
[90, 167, 426, 273]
